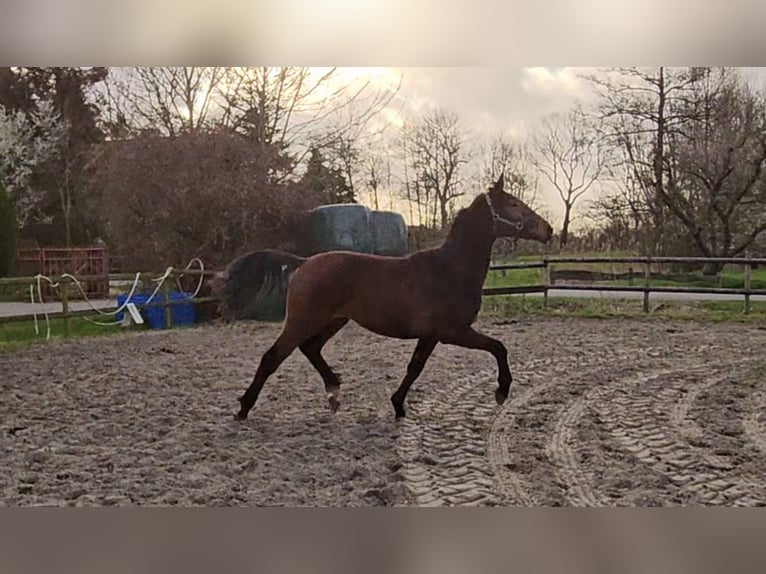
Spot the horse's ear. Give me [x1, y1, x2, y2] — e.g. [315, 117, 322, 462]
[490, 173, 504, 194]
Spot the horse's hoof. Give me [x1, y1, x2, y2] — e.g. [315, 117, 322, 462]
[390, 394, 406, 419]
[327, 388, 341, 413]
[495, 387, 509, 405]
[234, 411, 248, 421]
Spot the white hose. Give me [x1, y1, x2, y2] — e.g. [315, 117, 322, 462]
[29, 257, 207, 335]
[30, 274, 60, 340]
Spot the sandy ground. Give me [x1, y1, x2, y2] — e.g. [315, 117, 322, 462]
[2, 317, 766, 506]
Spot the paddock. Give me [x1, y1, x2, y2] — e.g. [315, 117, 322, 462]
[2, 317, 765, 506]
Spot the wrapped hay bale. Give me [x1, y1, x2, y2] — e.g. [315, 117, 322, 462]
[301, 204, 374, 255]
[370, 210, 408, 256]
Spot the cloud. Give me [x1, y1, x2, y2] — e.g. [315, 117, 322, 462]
[378, 67, 596, 142]
[521, 68, 588, 100]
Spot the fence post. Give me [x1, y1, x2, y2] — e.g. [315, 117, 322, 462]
[643, 259, 651, 313]
[162, 275, 172, 329]
[744, 256, 752, 315]
[61, 276, 71, 338]
[543, 257, 550, 309]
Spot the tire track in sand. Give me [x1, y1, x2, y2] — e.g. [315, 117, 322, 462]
[590, 362, 766, 506]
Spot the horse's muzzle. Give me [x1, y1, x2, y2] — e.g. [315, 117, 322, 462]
[537, 221, 554, 243]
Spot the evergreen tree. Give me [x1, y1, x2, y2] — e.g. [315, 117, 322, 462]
[300, 147, 355, 204]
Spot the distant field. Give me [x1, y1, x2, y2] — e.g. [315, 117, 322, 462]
[485, 253, 766, 290]
[481, 294, 766, 322]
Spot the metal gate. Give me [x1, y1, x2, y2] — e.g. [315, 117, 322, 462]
[16, 245, 110, 298]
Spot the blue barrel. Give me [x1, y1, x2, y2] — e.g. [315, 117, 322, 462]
[116, 292, 195, 328]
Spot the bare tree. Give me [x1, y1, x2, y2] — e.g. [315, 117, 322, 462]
[530, 105, 606, 246]
[219, 68, 399, 170]
[479, 132, 540, 209]
[589, 67, 766, 268]
[665, 68, 766, 267]
[399, 141, 421, 225]
[100, 67, 226, 137]
[364, 147, 384, 211]
[587, 67, 707, 254]
[321, 133, 360, 202]
[587, 152, 649, 252]
[356, 137, 394, 211]
[99, 67, 400, 182]
[401, 108, 470, 228]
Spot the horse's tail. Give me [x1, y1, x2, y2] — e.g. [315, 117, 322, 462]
[213, 249, 306, 321]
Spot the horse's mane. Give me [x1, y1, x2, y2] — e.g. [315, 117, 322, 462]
[441, 194, 490, 250]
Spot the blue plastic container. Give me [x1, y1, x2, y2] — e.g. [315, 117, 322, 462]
[116, 291, 195, 329]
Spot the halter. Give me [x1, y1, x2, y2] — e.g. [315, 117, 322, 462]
[484, 192, 524, 232]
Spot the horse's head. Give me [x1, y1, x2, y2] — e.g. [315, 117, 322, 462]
[484, 174, 553, 243]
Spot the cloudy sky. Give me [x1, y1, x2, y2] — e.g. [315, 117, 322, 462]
[333, 66, 766, 226]
[388, 67, 591, 134]
[319, 67, 599, 224]
[369, 66, 766, 138]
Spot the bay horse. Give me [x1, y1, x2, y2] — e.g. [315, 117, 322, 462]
[221, 175, 553, 421]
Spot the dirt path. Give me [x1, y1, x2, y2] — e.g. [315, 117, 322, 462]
[2, 318, 765, 506]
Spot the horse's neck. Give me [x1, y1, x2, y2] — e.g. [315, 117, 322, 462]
[439, 208, 495, 284]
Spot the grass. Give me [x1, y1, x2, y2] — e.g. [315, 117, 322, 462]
[484, 257, 766, 291]
[605, 267, 766, 290]
[480, 294, 766, 323]
[485, 266, 542, 288]
[0, 315, 125, 350]
[720, 267, 766, 289]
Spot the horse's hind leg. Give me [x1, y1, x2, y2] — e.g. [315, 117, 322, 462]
[391, 337, 437, 419]
[299, 318, 349, 413]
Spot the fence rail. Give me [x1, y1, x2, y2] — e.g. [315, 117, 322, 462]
[0, 268, 218, 335]
[538, 255, 766, 265]
[1, 256, 763, 337]
[485, 255, 764, 314]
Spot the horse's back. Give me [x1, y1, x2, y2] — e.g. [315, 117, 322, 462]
[295, 250, 413, 295]
[287, 248, 456, 339]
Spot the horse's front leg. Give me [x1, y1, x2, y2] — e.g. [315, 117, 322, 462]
[440, 327, 512, 405]
[390, 337, 438, 418]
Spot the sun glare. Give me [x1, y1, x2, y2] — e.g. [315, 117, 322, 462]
[305, 67, 404, 127]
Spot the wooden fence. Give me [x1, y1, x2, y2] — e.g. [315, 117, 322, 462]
[0, 268, 219, 336]
[485, 256, 766, 314]
[1, 256, 764, 339]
